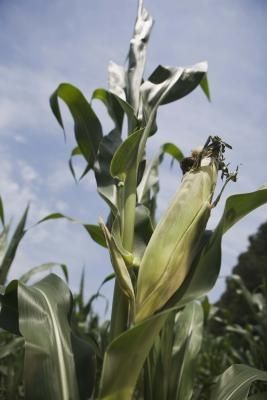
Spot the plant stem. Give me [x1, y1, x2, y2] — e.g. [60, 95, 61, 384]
[109, 167, 137, 341]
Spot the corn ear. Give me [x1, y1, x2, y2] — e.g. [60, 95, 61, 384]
[135, 158, 217, 322]
[99, 219, 135, 319]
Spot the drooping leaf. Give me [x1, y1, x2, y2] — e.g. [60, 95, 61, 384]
[161, 142, 184, 162]
[98, 310, 169, 400]
[126, 0, 154, 113]
[211, 364, 267, 400]
[37, 213, 107, 248]
[94, 129, 122, 211]
[92, 88, 139, 135]
[0, 205, 29, 285]
[68, 146, 90, 182]
[92, 88, 124, 132]
[19, 262, 69, 284]
[200, 73, 211, 101]
[137, 62, 207, 166]
[50, 83, 103, 167]
[170, 185, 267, 308]
[146, 62, 208, 107]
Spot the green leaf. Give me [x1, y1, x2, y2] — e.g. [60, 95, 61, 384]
[83, 224, 107, 248]
[0, 274, 96, 400]
[19, 274, 80, 399]
[140, 62, 208, 137]
[98, 310, 169, 400]
[110, 129, 143, 182]
[170, 302, 203, 400]
[133, 204, 154, 264]
[37, 212, 107, 248]
[50, 83, 103, 167]
[137, 142, 183, 222]
[170, 185, 267, 308]
[161, 142, 184, 162]
[137, 62, 207, 167]
[0, 224, 9, 266]
[0, 337, 24, 360]
[146, 62, 208, 107]
[0, 205, 29, 285]
[0, 196, 5, 226]
[92, 88, 124, 132]
[248, 393, 267, 400]
[99, 220, 135, 316]
[200, 73, 211, 101]
[19, 262, 69, 284]
[94, 129, 122, 211]
[211, 364, 267, 400]
[68, 146, 90, 182]
[92, 88, 138, 135]
[126, 0, 154, 113]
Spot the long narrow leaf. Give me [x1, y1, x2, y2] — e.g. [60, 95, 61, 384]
[0, 196, 5, 226]
[0, 275, 96, 400]
[171, 302, 203, 400]
[211, 364, 267, 400]
[127, 0, 154, 113]
[50, 83, 103, 167]
[0, 205, 29, 285]
[37, 212, 107, 248]
[19, 262, 68, 284]
[99, 311, 169, 400]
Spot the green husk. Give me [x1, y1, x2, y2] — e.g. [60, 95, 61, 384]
[135, 157, 218, 322]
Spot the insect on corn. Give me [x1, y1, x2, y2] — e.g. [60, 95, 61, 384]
[135, 136, 237, 322]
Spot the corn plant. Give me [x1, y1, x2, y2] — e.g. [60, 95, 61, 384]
[1, 1, 267, 399]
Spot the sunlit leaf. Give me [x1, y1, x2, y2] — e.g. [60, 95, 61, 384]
[127, 0, 154, 113]
[99, 310, 169, 400]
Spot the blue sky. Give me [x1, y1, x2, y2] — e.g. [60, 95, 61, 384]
[0, 0, 266, 317]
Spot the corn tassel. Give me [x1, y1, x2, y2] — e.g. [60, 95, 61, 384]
[135, 156, 218, 322]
